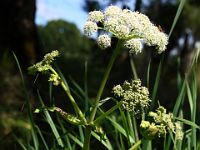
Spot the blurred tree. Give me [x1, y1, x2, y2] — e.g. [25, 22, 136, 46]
[37, 20, 97, 86]
[38, 20, 92, 60]
[0, 0, 39, 67]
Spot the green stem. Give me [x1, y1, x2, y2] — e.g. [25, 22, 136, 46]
[83, 40, 123, 150]
[143, 139, 152, 150]
[93, 101, 122, 124]
[49, 67, 87, 124]
[82, 125, 92, 150]
[89, 40, 123, 122]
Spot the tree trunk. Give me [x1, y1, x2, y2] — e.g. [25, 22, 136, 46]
[0, 0, 39, 67]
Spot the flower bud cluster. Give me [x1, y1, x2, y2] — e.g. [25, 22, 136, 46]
[84, 5, 168, 53]
[113, 79, 151, 117]
[28, 50, 62, 86]
[28, 50, 59, 74]
[48, 74, 61, 86]
[140, 106, 183, 140]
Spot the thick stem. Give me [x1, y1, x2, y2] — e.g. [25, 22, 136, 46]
[83, 125, 92, 150]
[82, 40, 123, 150]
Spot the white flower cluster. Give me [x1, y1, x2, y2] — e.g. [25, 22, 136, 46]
[83, 5, 168, 53]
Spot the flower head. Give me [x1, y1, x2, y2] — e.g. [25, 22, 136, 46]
[88, 11, 104, 22]
[84, 5, 168, 53]
[83, 21, 98, 36]
[105, 5, 122, 18]
[124, 39, 142, 54]
[97, 34, 111, 49]
[113, 79, 151, 117]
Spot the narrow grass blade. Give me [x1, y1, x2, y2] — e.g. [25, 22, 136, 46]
[37, 91, 64, 147]
[13, 135, 28, 150]
[13, 52, 39, 150]
[84, 61, 89, 112]
[107, 117, 134, 143]
[129, 140, 142, 150]
[147, 59, 151, 89]
[91, 131, 113, 150]
[119, 109, 131, 146]
[57, 114, 73, 150]
[68, 133, 83, 148]
[150, 56, 163, 110]
[129, 53, 138, 79]
[69, 76, 85, 99]
[173, 79, 186, 116]
[35, 125, 49, 150]
[186, 80, 193, 117]
[174, 118, 200, 130]
[119, 133, 125, 150]
[78, 125, 84, 142]
[126, 112, 135, 142]
[168, 0, 187, 37]
[191, 73, 197, 150]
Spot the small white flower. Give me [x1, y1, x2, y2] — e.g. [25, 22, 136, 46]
[104, 18, 119, 32]
[124, 39, 142, 54]
[105, 5, 122, 18]
[143, 25, 168, 53]
[88, 11, 104, 22]
[156, 32, 168, 53]
[97, 34, 111, 49]
[83, 21, 98, 36]
[114, 25, 130, 39]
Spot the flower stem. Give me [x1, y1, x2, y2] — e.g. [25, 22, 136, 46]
[83, 40, 122, 150]
[82, 125, 92, 150]
[89, 40, 123, 122]
[49, 67, 87, 124]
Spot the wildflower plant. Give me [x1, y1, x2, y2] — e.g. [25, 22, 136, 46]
[26, 5, 200, 150]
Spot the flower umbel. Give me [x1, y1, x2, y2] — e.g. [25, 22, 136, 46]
[140, 106, 184, 140]
[113, 79, 151, 117]
[97, 34, 111, 49]
[83, 21, 98, 36]
[84, 5, 168, 53]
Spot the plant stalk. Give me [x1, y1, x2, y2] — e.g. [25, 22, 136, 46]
[89, 40, 123, 122]
[83, 40, 122, 150]
[50, 67, 87, 124]
[82, 125, 92, 150]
